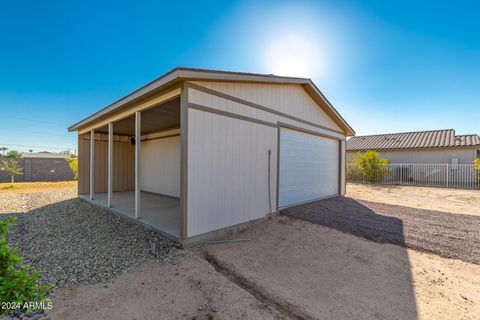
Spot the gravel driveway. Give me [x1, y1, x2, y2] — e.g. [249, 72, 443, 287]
[281, 197, 480, 264]
[2, 190, 176, 290]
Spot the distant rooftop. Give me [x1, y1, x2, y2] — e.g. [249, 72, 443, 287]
[347, 129, 480, 151]
[21, 151, 68, 159]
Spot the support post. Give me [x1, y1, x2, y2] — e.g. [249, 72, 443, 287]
[179, 85, 188, 240]
[107, 122, 113, 207]
[135, 112, 141, 218]
[89, 130, 95, 200]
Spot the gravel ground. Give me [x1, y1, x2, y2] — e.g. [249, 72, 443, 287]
[1, 191, 176, 290]
[281, 196, 480, 264]
[0, 190, 77, 214]
[347, 182, 480, 216]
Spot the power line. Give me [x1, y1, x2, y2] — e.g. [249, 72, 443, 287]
[0, 127, 75, 138]
[0, 116, 67, 126]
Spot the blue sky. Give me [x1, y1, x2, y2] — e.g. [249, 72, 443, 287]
[0, 0, 478, 153]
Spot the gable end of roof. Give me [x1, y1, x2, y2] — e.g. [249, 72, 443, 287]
[68, 68, 355, 136]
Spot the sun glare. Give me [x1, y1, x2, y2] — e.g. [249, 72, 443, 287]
[263, 32, 323, 78]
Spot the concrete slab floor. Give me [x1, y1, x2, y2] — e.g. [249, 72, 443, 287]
[85, 191, 180, 239]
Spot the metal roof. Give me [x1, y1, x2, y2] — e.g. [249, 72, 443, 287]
[68, 67, 355, 135]
[347, 129, 480, 151]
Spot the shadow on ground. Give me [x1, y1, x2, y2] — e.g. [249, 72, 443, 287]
[282, 196, 480, 264]
[205, 198, 420, 319]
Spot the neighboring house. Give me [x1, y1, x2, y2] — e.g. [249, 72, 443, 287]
[68, 67, 355, 246]
[0, 152, 73, 183]
[20, 151, 69, 159]
[347, 129, 480, 165]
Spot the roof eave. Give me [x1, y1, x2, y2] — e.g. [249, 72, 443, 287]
[305, 80, 355, 136]
[68, 69, 181, 132]
[69, 68, 355, 136]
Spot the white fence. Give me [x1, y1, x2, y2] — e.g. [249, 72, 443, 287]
[347, 163, 480, 190]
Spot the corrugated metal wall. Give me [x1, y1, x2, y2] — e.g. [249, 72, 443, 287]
[190, 81, 342, 132]
[188, 85, 345, 140]
[78, 133, 135, 194]
[141, 133, 180, 197]
[187, 108, 277, 237]
[186, 82, 346, 237]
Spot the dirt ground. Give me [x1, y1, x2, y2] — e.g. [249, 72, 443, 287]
[0, 181, 77, 194]
[9, 184, 480, 319]
[347, 182, 480, 216]
[204, 216, 480, 320]
[282, 196, 480, 264]
[49, 250, 285, 320]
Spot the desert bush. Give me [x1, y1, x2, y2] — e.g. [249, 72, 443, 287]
[0, 218, 49, 315]
[474, 158, 480, 183]
[350, 150, 389, 183]
[66, 156, 78, 180]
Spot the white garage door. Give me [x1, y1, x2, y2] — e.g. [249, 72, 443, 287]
[279, 128, 339, 208]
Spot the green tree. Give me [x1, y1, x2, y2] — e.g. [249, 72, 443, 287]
[474, 158, 480, 184]
[0, 218, 50, 315]
[0, 147, 7, 156]
[351, 150, 390, 183]
[66, 156, 78, 180]
[6, 150, 21, 158]
[1, 159, 23, 185]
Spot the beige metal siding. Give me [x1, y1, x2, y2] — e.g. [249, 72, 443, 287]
[186, 83, 346, 237]
[141, 135, 180, 197]
[78, 133, 135, 194]
[189, 81, 342, 133]
[187, 108, 277, 237]
[188, 87, 344, 140]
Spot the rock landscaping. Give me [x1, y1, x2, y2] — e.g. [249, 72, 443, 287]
[1, 309, 50, 320]
[1, 190, 177, 290]
[282, 196, 480, 264]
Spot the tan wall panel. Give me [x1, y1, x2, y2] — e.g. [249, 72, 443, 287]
[78, 134, 89, 194]
[77, 133, 135, 195]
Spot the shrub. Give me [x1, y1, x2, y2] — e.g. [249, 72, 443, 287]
[6, 150, 20, 159]
[351, 150, 389, 183]
[66, 156, 78, 180]
[1, 159, 23, 185]
[0, 218, 49, 315]
[474, 158, 480, 184]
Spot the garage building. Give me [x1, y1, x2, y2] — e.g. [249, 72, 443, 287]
[68, 68, 355, 245]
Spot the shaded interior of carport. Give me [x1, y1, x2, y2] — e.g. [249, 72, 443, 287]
[77, 97, 181, 240]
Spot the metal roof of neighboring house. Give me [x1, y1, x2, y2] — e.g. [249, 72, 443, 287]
[346, 129, 480, 151]
[21, 152, 68, 159]
[68, 67, 355, 136]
